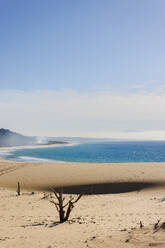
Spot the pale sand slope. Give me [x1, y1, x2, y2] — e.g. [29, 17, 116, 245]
[1, 161, 165, 247]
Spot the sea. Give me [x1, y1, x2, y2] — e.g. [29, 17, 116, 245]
[1, 140, 165, 163]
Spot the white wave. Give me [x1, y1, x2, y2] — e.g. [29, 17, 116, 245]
[0, 143, 78, 162]
[0, 150, 12, 155]
[0, 149, 14, 159]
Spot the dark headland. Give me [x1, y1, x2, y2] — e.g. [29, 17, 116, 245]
[0, 128, 68, 147]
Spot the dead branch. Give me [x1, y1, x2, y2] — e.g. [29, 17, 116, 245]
[153, 221, 165, 233]
[153, 219, 161, 230]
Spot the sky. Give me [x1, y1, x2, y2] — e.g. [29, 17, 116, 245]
[0, 0, 165, 139]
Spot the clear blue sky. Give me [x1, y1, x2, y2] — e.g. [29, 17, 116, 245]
[0, 0, 165, 92]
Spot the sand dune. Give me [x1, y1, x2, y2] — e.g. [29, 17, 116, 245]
[1, 161, 165, 247]
[1, 161, 165, 190]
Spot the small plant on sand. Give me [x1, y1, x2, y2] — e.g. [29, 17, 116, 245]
[50, 188, 83, 223]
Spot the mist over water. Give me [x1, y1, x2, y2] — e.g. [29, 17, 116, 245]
[1, 141, 165, 163]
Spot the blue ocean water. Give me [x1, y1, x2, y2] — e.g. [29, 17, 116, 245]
[1, 141, 165, 163]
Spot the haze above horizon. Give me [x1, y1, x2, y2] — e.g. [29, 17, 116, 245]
[0, 0, 165, 139]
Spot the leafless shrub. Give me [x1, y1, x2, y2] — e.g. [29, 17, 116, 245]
[50, 187, 83, 223]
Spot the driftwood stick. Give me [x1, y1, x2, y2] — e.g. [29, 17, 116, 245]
[17, 182, 20, 196]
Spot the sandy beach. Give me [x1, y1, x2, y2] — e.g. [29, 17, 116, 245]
[0, 143, 71, 151]
[1, 160, 165, 247]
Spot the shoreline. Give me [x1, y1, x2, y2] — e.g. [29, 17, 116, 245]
[0, 142, 72, 151]
[1, 141, 165, 164]
[0, 142, 77, 163]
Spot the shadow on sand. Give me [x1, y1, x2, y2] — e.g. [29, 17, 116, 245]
[52, 181, 163, 195]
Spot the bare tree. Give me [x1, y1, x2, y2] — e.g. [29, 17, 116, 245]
[50, 188, 83, 223]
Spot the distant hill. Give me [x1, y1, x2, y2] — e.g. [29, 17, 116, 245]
[0, 128, 68, 147]
[0, 129, 35, 147]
